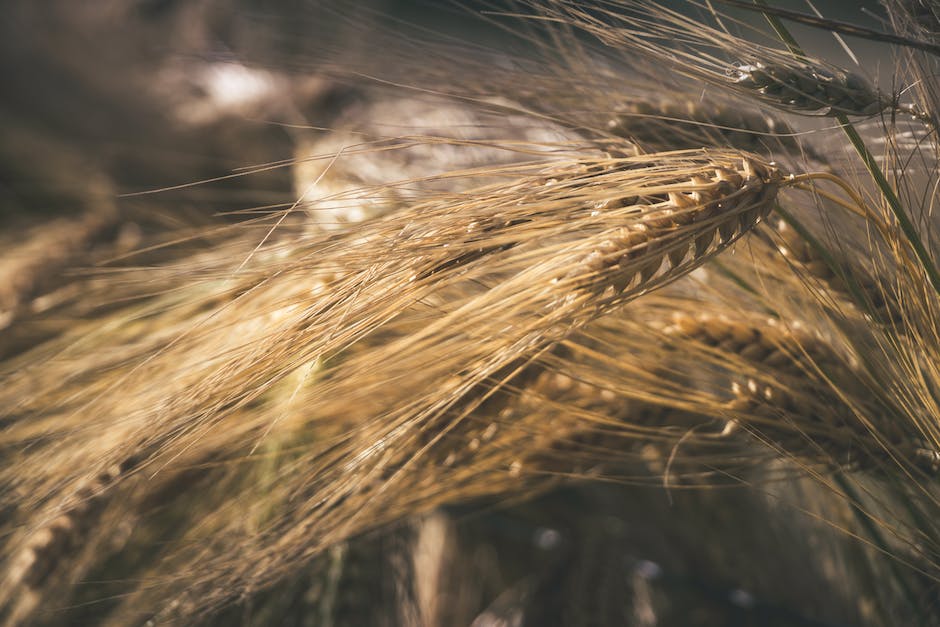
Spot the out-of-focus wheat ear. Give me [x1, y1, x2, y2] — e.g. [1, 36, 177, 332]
[729, 61, 895, 118]
[0, 458, 134, 625]
[0, 203, 118, 333]
[487, 351, 751, 484]
[766, 216, 904, 328]
[541, 1, 924, 121]
[0, 464, 130, 599]
[664, 312, 928, 470]
[603, 97, 818, 159]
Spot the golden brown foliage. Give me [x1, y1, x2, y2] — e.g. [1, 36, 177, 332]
[2, 1, 940, 625]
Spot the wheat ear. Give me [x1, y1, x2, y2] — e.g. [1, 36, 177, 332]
[0, 208, 117, 328]
[767, 217, 903, 328]
[0, 148, 786, 620]
[605, 98, 806, 156]
[664, 313, 926, 469]
[541, 1, 922, 121]
[7, 463, 123, 583]
[552, 153, 783, 309]
[728, 61, 892, 118]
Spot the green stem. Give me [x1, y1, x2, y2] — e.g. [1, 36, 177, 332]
[755, 1, 933, 616]
[754, 0, 805, 58]
[836, 117, 940, 294]
[754, 0, 940, 295]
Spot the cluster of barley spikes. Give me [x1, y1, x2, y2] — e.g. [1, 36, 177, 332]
[2, 0, 940, 625]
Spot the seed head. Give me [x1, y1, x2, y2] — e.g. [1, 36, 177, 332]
[730, 61, 891, 117]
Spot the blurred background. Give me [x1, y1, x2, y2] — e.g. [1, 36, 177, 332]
[0, 0, 888, 214]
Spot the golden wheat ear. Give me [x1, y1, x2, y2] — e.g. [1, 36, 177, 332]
[547, 153, 783, 306]
[763, 216, 905, 329]
[662, 312, 917, 469]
